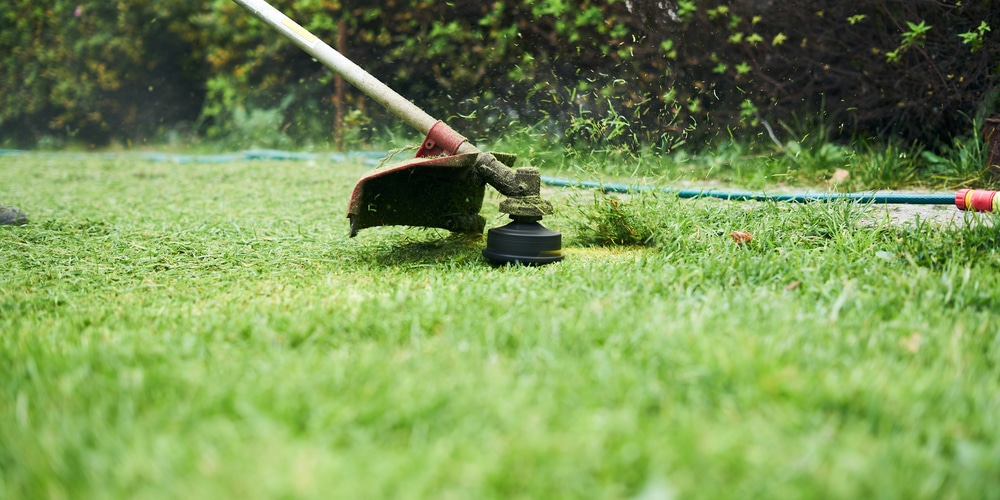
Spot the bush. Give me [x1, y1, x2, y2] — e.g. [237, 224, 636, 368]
[701, 0, 1000, 147]
[0, 0, 207, 147]
[1, 0, 997, 151]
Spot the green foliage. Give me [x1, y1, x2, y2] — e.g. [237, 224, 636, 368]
[853, 140, 922, 189]
[687, 1, 999, 148]
[920, 120, 992, 185]
[959, 21, 992, 52]
[886, 20, 933, 63]
[0, 0, 207, 146]
[0, 1, 997, 153]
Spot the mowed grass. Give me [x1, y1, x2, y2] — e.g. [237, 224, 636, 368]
[2, 152, 999, 499]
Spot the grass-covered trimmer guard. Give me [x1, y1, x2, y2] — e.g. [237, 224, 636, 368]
[232, 0, 563, 265]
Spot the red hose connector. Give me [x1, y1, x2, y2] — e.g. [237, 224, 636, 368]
[955, 189, 1000, 212]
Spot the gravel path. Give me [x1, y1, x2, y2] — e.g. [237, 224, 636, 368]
[868, 200, 994, 228]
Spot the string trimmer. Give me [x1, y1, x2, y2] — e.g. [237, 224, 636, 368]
[231, 0, 562, 265]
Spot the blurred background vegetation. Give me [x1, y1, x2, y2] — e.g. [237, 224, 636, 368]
[1, 0, 998, 157]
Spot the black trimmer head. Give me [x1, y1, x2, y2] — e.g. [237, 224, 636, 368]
[482, 217, 563, 266]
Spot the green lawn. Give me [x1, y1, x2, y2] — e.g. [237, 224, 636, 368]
[2, 152, 999, 498]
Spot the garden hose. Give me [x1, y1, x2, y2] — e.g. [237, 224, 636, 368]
[540, 177, 997, 213]
[3, 148, 994, 213]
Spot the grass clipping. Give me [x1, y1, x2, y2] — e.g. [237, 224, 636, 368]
[574, 192, 665, 247]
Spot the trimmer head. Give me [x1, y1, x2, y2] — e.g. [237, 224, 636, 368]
[347, 152, 517, 237]
[482, 217, 563, 266]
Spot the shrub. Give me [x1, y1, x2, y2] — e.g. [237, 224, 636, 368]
[1, 0, 996, 152]
[0, 0, 207, 147]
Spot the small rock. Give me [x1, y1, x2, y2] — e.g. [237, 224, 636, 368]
[0, 206, 28, 226]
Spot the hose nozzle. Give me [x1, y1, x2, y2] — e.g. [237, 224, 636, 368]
[955, 189, 1000, 213]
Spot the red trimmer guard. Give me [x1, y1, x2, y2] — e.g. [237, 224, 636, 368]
[348, 153, 484, 236]
[347, 151, 518, 236]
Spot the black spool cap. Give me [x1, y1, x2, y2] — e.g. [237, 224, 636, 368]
[482, 219, 563, 266]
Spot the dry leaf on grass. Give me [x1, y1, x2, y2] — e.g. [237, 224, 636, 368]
[730, 231, 753, 244]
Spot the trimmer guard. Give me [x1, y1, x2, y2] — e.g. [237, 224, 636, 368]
[347, 152, 517, 236]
